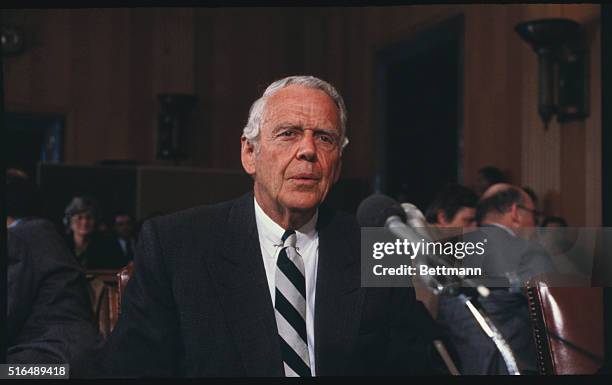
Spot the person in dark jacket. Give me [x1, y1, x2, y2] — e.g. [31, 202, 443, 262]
[6, 169, 100, 377]
[97, 76, 439, 377]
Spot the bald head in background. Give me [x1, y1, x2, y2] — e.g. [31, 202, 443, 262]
[476, 183, 539, 238]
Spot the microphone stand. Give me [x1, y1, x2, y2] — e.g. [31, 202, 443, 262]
[386, 216, 522, 375]
[416, 262, 521, 375]
[458, 293, 521, 375]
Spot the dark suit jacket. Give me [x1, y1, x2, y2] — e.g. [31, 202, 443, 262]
[98, 193, 435, 377]
[461, 225, 556, 287]
[437, 225, 556, 374]
[7, 218, 101, 376]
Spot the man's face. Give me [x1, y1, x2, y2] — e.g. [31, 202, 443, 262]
[114, 214, 134, 239]
[448, 207, 476, 228]
[241, 85, 342, 217]
[517, 195, 537, 228]
[513, 193, 538, 239]
[435, 207, 476, 235]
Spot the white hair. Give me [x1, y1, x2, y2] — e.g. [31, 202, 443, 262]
[242, 75, 349, 151]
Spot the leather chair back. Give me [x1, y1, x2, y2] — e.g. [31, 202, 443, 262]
[86, 270, 121, 339]
[117, 262, 134, 312]
[526, 273, 604, 374]
[86, 262, 133, 338]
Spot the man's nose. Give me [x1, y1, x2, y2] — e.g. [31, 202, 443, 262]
[296, 132, 317, 161]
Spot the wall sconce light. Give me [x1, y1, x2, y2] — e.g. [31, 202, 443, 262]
[156, 94, 197, 161]
[515, 18, 588, 128]
[2, 25, 26, 56]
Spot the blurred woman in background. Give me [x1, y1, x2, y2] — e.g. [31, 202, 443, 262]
[64, 196, 127, 270]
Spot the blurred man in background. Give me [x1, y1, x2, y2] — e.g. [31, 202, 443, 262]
[437, 183, 555, 374]
[425, 183, 478, 230]
[111, 211, 137, 261]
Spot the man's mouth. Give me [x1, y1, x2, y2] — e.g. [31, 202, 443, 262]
[289, 173, 321, 182]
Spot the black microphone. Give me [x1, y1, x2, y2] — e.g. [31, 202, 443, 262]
[357, 194, 427, 252]
[357, 193, 463, 375]
[357, 193, 406, 227]
[357, 193, 490, 298]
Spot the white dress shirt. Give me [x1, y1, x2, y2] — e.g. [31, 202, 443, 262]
[118, 237, 136, 257]
[253, 197, 319, 375]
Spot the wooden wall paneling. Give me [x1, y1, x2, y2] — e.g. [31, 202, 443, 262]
[560, 121, 587, 226]
[193, 8, 215, 167]
[279, 8, 308, 80]
[108, 9, 131, 160]
[461, 7, 477, 189]
[342, 7, 371, 179]
[463, 6, 522, 188]
[584, 20, 602, 226]
[150, 8, 195, 167]
[561, 4, 601, 24]
[87, 9, 115, 163]
[3, 10, 70, 111]
[561, 5, 601, 226]
[3, 10, 35, 107]
[128, 9, 155, 165]
[519, 5, 563, 216]
[282, 8, 306, 76]
[501, 6, 526, 185]
[208, 8, 236, 170]
[151, 8, 195, 95]
[324, 8, 346, 95]
[301, 8, 327, 79]
[206, 7, 239, 169]
[69, 9, 94, 163]
[36, 10, 72, 110]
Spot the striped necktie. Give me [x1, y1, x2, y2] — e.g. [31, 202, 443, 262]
[274, 229, 312, 377]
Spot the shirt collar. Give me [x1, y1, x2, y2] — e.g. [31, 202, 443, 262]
[484, 222, 516, 237]
[253, 197, 318, 249]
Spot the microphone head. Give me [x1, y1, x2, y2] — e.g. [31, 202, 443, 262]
[357, 194, 407, 227]
[401, 202, 429, 227]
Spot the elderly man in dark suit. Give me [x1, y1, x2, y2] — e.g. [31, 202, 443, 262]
[99, 76, 435, 377]
[6, 170, 100, 377]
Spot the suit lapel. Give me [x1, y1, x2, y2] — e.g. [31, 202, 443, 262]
[202, 193, 283, 376]
[314, 208, 365, 375]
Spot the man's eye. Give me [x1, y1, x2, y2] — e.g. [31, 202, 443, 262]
[279, 130, 296, 137]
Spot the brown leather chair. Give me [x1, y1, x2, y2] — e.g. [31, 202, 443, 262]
[526, 273, 604, 374]
[86, 270, 121, 339]
[116, 261, 134, 313]
[86, 262, 134, 338]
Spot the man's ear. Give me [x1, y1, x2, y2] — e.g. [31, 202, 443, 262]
[437, 210, 448, 226]
[509, 203, 520, 225]
[241, 136, 256, 176]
